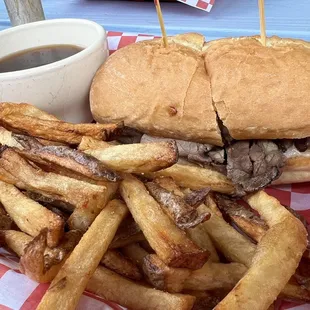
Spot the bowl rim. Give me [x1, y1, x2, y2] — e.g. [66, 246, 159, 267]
[0, 18, 107, 80]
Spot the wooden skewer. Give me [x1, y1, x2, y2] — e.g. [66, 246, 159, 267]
[154, 0, 168, 47]
[258, 0, 266, 46]
[4, 0, 45, 27]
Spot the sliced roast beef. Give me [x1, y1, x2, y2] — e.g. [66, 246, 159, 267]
[227, 141, 285, 196]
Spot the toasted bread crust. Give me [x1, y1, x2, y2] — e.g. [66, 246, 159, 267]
[90, 34, 223, 146]
[204, 36, 310, 140]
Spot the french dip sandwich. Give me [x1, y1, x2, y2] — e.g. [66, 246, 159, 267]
[90, 33, 310, 195]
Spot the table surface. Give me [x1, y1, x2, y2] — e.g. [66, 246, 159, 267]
[0, 0, 310, 41]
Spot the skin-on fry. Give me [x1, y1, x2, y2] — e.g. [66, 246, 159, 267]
[145, 162, 235, 194]
[43, 230, 82, 262]
[202, 196, 310, 303]
[0, 181, 64, 248]
[67, 181, 118, 231]
[198, 196, 256, 267]
[154, 176, 185, 196]
[184, 290, 221, 310]
[101, 249, 142, 280]
[3, 229, 82, 283]
[0, 126, 23, 148]
[0, 147, 108, 212]
[110, 231, 145, 249]
[14, 134, 120, 182]
[78, 136, 111, 151]
[145, 181, 210, 229]
[215, 191, 308, 310]
[142, 253, 246, 293]
[121, 243, 148, 268]
[153, 177, 219, 261]
[184, 261, 247, 291]
[0, 126, 67, 149]
[143, 254, 191, 293]
[37, 199, 128, 310]
[109, 215, 145, 249]
[0, 103, 122, 144]
[0, 204, 12, 230]
[82, 141, 178, 173]
[1, 230, 32, 257]
[24, 191, 75, 213]
[20, 229, 82, 283]
[215, 194, 268, 243]
[186, 225, 219, 262]
[184, 187, 211, 208]
[0, 102, 59, 121]
[86, 266, 196, 310]
[120, 174, 209, 269]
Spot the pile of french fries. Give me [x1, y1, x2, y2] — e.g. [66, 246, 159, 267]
[0, 102, 309, 310]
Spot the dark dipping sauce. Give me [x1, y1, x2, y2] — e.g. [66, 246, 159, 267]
[0, 44, 83, 73]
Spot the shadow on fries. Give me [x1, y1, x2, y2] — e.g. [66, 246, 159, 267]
[0, 103, 309, 310]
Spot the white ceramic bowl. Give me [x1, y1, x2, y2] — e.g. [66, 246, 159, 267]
[0, 19, 108, 123]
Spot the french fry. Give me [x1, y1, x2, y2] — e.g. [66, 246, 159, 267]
[160, 185, 308, 302]
[153, 177, 219, 261]
[216, 191, 308, 310]
[145, 162, 235, 194]
[37, 199, 128, 310]
[110, 231, 145, 249]
[1, 230, 32, 257]
[43, 230, 82, 268]
[0, 126, 23, 148]
[187, 224, 219, 262]
[184, 262, 247, 291]
[142, 253, 246, 293]
[0, 204, 12, 230]
[145, 181, 210, 229]
[101, 249, 142, 280]
[24, 191, 75, 213]
[0, 103, 122, 144]
[82, 141, 178, 173]
[184, 187, 211, 208]
[122, 243, 148, 268]
[86, 266, 196, 310]
[196, 197, 256, 267]
[0, 102, 59, 121]
[109, 215, 145, 249]
[13, 134, 120, 182]
[204, 196, 310, 303]
[0, 181, 64, 247]
[78, 136, 111, 151]
[215, 194, 268, 243]
[143, 254, 191, 292]
[154, 176, 185, 196]
[120, 174, 209, 269]
[38, 203, 70, 221]
[0, 148, 107, 213]
[20, 229, 82, 283]
[0, 125, 67, 150]
[184, 290, 222, 310]
[67, 181, 118, 231]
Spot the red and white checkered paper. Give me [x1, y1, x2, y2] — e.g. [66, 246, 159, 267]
[0, 32, 309, 310]
[132, 0, 215, 12]
[177, 0, 215, 12]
